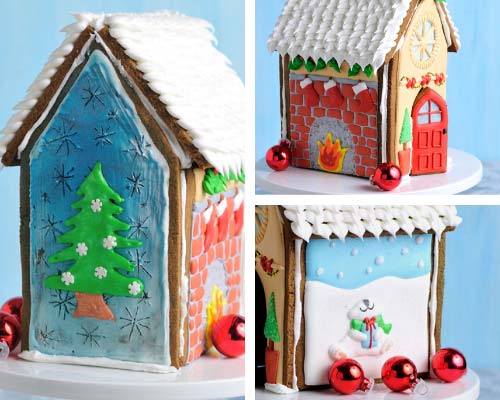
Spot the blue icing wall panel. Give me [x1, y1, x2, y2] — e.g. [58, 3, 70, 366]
[306, 234, 432, 289]
[29, 50, 170, 365]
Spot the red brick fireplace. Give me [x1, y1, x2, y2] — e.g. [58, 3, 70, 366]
[288, 75, 379, 178]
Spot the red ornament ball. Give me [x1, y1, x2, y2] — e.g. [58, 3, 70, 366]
[0, 311, 21, 351]
[432, 348, 467, 383]
[266, 140, 292, 171]
[381, 356, 419, 392]
[328, 359, 373, 395]
[212, 314, 245, 358]
[370, 163, 402, 191]
[1, 297, 22, 324]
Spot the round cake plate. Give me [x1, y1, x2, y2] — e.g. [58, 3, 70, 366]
[256, 148, 483, 195]
[0, 355, 244, 400]
[256, 369, 480, 400]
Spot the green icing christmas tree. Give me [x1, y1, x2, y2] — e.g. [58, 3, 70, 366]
[399, 108, 413, 150]
[264, 292, 280, 343]
[45, 162, 144, 320]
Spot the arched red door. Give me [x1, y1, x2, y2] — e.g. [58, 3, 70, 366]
[411, 89, 448, 175]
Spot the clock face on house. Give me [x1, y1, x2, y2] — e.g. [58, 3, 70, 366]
[410, 16, 440, 69]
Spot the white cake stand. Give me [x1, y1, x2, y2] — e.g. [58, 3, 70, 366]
[256, 369, 480, 399]
[256, 148, 482, 195]
[0, 355, 244, 400]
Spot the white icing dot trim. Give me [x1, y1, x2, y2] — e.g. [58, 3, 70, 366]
[282, 206, 461, 242]
[61, 271, 75, 286]
[76, 242, 88, 256]
[267, 0, 460, 70]
[102, 235, 117, 250]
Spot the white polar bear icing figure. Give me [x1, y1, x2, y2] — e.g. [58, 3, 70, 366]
[329, 299, 393, 361]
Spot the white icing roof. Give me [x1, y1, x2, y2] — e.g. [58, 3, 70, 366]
[0, 11, 244, 176]
[268, 0, 460, 70]
[282, 206, 461, 241]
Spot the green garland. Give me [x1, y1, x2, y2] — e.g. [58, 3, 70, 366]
[202, 168, 245, 196]
[289, 55, 374, 78]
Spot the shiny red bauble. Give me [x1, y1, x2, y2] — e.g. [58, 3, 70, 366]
[212, 314, 245, 358]
[328, 359, 373, 395]
[0, 311, 21, 351]
[1, 297, 22, 324]
[370, 163, 402, 191]
[266, 140, 292, 171]
[432, 348, 467, 383]
[381, 356, 419, 392]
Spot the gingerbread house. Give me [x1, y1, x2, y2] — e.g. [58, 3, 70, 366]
[255, 205, 461, 393]
[0, 11, 244, 372]
[268, 0, 460, 178]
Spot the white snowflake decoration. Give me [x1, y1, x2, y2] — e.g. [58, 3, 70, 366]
[418, 260, 425, 269]
[103, 235, 117, 250]
[401, 247, 409, 255]
[316, 267, 324, 276]
[94, 266, 108, 279]
[61, 271, 75, 286]
[375, 256, 385, 265]
[128, 281, 141, 296]
[91, 199, 103, 213]
[76, 243, 88, 256]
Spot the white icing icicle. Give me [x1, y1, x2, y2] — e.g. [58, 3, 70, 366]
[283, 206, 462, 242]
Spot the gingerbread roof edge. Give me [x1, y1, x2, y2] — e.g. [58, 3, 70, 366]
[0, 11, 245, 176]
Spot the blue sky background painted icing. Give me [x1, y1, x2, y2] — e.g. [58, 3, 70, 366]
[306, 234, 432, 289]
[29, 50, 169, 364]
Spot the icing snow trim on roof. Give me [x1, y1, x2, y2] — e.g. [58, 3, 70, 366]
[268, 0, 460, 70]
[0, 11, 244, 176]
[282, 205, 462, 242]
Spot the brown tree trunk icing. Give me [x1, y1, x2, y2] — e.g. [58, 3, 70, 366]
[73, 292, 115, 320]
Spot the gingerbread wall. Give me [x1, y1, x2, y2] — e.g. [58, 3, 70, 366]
[289, 74, 379, 178]
[187, 190, 244, 362]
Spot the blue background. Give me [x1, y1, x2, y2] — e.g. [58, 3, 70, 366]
[0, 0, 243, 315]
[28, 50, 169, 362]
[255, 0, 500, 161]
[305, 234, 432, 289]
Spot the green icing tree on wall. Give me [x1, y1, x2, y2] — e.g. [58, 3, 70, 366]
[264, 292, 280, 344]
[45, 162, 144, 321]
[399, 108, 413, 150]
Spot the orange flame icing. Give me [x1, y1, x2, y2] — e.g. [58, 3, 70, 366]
[317, 133, 349, 173]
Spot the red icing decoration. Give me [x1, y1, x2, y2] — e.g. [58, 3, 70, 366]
[234, 201, 244, 236]
[204, 204, 218, 252]
[266, 140, 292, 171]
[217, 196, 234, 242]
[260, 256, 274, 275]
[328, 358, 372, 395]
[411, 89, 448, 175]
[323, 80, 344, 108]
[352, 83, 376, 113]
[432, 348, 467, 383]
[0, 311, 21, 351]
[300, 78, 319, 107]
[370, 163, 402, 191]
[212, 314, 245, 358]
[381, 356, 419, 392]
[364, 317, 376, 349]
[1, 297, 22, 324]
